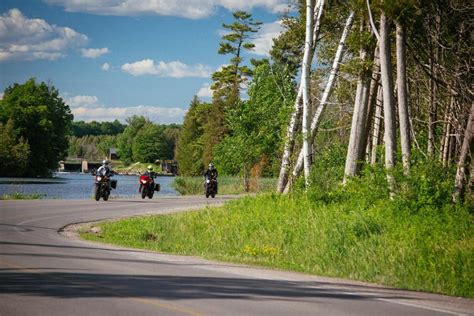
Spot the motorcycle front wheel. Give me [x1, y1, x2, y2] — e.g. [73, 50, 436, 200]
[141, 189, 147, 199]
[94, 186, 101, 201]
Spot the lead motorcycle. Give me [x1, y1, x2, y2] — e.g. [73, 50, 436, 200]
[204, 176, 217, 198]
[94, 173, 117, 201]
[139, 174, 160, 199]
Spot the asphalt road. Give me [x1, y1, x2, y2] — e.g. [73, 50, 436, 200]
[0, 197, 472, 316]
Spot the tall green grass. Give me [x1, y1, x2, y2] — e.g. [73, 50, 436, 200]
[0, 192, 43, 200]
[172, 176, 277, 195]
[82, 158, 473, 298]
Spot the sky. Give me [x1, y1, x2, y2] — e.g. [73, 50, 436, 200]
[0, 0, 291, 124]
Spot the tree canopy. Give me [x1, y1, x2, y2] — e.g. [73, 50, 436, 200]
[0, 78, 73, 176]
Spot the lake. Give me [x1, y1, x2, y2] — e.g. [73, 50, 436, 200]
[0, 173, 179, 199]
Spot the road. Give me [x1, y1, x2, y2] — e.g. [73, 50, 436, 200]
[0, 197, 472, 316]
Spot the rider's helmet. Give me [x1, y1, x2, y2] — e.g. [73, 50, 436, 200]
[103, 160, 109, 165]
[209, 163, 214, 170]
[147, 165, 153, 171]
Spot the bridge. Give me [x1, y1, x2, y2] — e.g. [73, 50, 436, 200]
[58, 160, 102, 173]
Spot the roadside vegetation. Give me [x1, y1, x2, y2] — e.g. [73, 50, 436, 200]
[0, 192, 43, 200]
[82, 153, 473, 298]
[172, 176, 276, 195]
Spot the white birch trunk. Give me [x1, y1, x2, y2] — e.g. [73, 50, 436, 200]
[453, 102, 474, 202]
[277, 0, 325, 193]
[301, 0, 314, 187]
[283, 11, 355, 193]
[396, 21, 411, 175]
[379, 11, 397, 193]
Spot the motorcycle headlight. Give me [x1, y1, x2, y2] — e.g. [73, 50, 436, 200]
[140, 179, 147, 184]
[96, 176, 102, 181]
[206, 179, 210, 183]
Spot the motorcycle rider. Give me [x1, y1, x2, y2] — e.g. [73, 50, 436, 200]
[203, 163, 218, 193]
[96, 160, 115, 190]
[139, 165, 157, 193]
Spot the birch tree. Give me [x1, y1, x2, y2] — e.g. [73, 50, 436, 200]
[396, 20, 411, 174]
[368, 1, 397, 193]
[301, 0, 314, 187]
[277, 0, 326, 193]
[283, 10, 355, 193]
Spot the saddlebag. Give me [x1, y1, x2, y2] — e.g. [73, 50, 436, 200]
[154, 183, 160, 192]
[111, 179, 117, 189]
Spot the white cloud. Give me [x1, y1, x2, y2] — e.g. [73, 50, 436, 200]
[251, 20, 284, 56]
[65, 94, 185, 123]
[72, 105, 186, 124]
[0, 8, 88, 62]
[80, 47, 109, 58]
[121, 59, 212, 78]
[65, 95, 99, 108]
[44, 0, 290, 19]
[196, 83, 213, 98]
[101, 62, 111, 71]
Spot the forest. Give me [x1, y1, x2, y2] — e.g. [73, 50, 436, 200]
[176, 0, 472, 201]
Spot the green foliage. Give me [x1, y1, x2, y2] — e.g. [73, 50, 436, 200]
[176, 97, 211, 176]
[172, 176, 276, 195]
[213, 61, 296, 177]
[68, 134, 119, 160]
[0, 78, 73, 177]
[0, 119, 30, 176]
[132, 123, 173, 163]
[72, 120, 125, 137]
[270, 1, 305, 76]
[117, 115, 150, 163]
[212, 10, 261, 92]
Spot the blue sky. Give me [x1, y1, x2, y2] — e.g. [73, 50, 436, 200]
[0, 0, 290, 124]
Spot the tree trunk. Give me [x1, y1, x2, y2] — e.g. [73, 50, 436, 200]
[283, 11, 355, 193]
[277, 87, 302, 192]
[396, 21, 411, 174]
[370, 85, 383, 165]
[343, 30, 371, 182]
[277, 0, 325, 193]
[301, 0, 314, 187]
[365, 47, 381, 163]
[441, 98, 454, 167]
[379, 11, 397, 194]
[453, 102, 474, 202]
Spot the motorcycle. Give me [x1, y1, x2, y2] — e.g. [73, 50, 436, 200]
[205, 176, 217, 198]
[139, 174, 160, 199]
[94, 174, 117, 201]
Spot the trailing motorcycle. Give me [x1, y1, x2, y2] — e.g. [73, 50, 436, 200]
[204, 176, 217, 198]
[139, 174, 160, 199]
[94, 174, 117, 201]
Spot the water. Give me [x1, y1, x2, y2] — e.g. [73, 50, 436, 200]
[0, 173, 179, 199]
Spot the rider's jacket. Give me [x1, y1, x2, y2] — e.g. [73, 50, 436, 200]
[97, 165, 113, 177]
[204, 168, 218, 180]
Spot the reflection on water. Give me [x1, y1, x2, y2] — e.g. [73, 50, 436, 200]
[0, 172, 178, 199]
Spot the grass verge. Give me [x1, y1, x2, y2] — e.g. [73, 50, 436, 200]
[0, 192, 43, 200]
[81, 192, 473, 298]
[172, 176, 277, 195]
